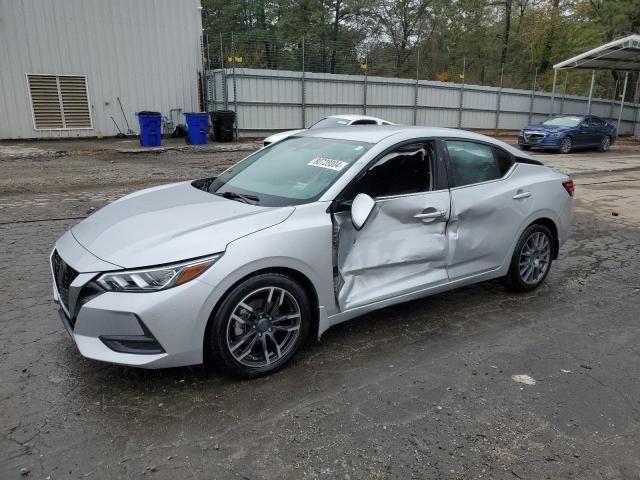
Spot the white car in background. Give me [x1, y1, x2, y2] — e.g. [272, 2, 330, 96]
[263, 114, 394, 146]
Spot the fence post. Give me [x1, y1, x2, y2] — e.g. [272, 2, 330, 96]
[617, 71, 629, 133]
[205, 34, 213, 112]
[528, 67, 538, 125]
[586, 70, 595, 115]
[560, 71, 568, 114]
[220, 33, 227, 110]
[413, 49, 419, 126]
[458, 56, 465, 128]
[633, 77, 640, 136]
[550, 68, 558, 116]
[494, 63, 504, 134]
[231, 32, 238, 140]
[363, 50, 368, 115]
[301, 37, 306, 128]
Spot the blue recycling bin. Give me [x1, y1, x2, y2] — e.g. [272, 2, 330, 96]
[184, 112, 209, 145]
[136, 111, 162, 147]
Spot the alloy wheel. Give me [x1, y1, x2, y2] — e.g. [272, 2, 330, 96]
[560, 137, 572, 153]
[225, 286, 302, 367]
[518, 231, 552, 285]
[601, 136, 610, 151]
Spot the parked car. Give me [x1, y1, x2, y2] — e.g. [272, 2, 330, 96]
[518, 114, 617, 153]
[263, 114, 393, 146]
[51, 126, 573, 377]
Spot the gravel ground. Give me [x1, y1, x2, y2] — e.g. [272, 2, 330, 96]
[1, 141, 640, 479]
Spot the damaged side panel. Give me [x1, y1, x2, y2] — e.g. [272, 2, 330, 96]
[447, 166, 532, 280]
[333, 191, 451, 311]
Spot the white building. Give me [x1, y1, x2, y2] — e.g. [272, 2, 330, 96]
[0, 0, 203, 139]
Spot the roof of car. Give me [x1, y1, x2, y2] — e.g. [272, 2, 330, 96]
[328, 114, 388, 122]
[296, 125, 529, 158]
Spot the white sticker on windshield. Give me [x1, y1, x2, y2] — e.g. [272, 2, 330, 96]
[308, 157, 348, 171]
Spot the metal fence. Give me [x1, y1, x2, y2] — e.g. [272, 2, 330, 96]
[207, 67, 640, 137]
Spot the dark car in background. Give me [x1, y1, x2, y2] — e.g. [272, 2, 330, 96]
[518, 115, 617, 153]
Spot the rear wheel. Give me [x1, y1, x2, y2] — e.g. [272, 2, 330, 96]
[208, 273, 311, 378]
[505, 224, 554, 292]
[598, 135, 611, 152]
[559, 136, 572, 154]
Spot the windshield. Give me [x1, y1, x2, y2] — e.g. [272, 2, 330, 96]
[202, 137, 370, 206]
[542, 116, 583, 128]
[309, 117, 350, 129]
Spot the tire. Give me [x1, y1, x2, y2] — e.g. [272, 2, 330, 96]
[598, 135, 611, 152]
[558, 136, 572, 154]
[519, 145, 531, 151]
[505, 224, 554, 292]
[207, 273, 312, 378]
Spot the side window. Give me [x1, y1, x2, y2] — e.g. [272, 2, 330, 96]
[350, 120, 377, 125]
[591, 117, 604, 127]
[445, 141, 502, 187]
[493, 147, 514, 176]
[353, 142, 434, 198]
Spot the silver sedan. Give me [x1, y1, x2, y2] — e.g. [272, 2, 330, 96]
[51, 126, 573, 377]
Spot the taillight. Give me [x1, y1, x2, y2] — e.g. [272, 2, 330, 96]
[562, 179, 574, 196]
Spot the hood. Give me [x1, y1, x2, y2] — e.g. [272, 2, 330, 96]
[71, 182, 294, 268]
[264, 129, 306, 144]
[524, 124, 569, 133]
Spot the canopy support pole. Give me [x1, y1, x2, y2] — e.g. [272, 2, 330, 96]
[617, 72, 629, 133]
[550, 69, 558, 116]
[586, 70, 595, 115]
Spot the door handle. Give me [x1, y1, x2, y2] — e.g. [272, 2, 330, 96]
[414, 210, 446, 221]
[513, 190, 531, 200]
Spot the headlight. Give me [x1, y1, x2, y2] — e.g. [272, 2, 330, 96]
[548, 132, 561, 138]
[96, 254, 222, 292]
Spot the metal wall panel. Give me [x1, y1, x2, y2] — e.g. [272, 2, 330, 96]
[213, 68, 640, 136]
[0, 0, 203, 139]
[418, 84, 460, 109]
[500, 92, 530, 112]
[463, 87, 498, 111]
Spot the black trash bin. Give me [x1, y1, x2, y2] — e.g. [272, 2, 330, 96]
[210, 110, 235, 142]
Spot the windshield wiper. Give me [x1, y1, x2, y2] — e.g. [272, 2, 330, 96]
[215, 191, 260, 204]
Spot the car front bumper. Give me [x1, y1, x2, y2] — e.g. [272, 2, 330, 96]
[518, 134, 564, 150]
[51, 234, 217, 368]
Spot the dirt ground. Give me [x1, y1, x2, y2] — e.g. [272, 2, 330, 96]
[1, 138, 640, 479]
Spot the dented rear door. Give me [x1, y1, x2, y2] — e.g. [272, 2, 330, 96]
[443, 140, 529, 280]
[333, 189, 451, 311]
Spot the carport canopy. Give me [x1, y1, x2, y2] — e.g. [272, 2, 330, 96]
[550, 34, 640, 131]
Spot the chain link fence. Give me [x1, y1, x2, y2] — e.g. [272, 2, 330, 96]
[203, 32, 640, 136]
[204, 32, 638, 96]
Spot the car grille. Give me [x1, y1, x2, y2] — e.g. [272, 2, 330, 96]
[524, 132, 545, 143]
[52, 250, 79, 315]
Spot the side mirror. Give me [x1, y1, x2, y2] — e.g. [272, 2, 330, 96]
[351, 193, 376, 231]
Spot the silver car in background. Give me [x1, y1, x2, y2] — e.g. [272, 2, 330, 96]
[51, 126, 573, 377]
[263, 114, 393, 146]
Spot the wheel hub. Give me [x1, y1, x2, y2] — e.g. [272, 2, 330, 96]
[256, 317, 271, 333]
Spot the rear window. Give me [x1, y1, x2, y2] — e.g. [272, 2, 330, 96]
[445, 141, 513, 187]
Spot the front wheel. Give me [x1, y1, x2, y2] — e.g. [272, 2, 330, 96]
[559, 136, 573, 154]
[207, 273, 311, 378]
[505, 224, 554, 292]
[598, 135, 611, 152]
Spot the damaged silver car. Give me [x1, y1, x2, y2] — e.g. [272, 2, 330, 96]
[51, 126, 573, 377]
